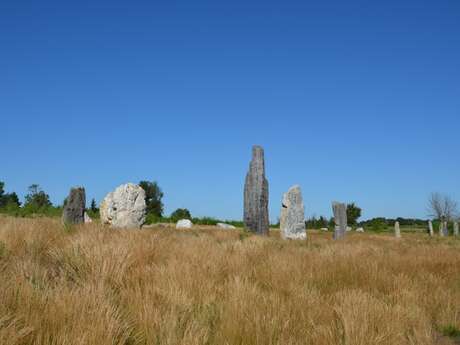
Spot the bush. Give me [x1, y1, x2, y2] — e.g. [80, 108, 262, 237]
[0, 201, 22, 216]
[368, 218, 388, 232]
[440, 324, 460, 338]
[86, 209, 100, 220]
[24, 184, 52, 209]
[144, 213, 173, 225]
[305, 216, 329, 229]
[0, 182, 21, 208]
[346, 203, 362, 226]
[170, 208, 191, 222]
[139, 181, 164, 217]
[192, 217, 219, 225]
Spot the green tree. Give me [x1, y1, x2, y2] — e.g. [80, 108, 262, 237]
[318, 216, 328, 228]
[346, 202, 362, 226]
[90, 198, 98, 212]
[305, 215, 317, 229]
[0, 182, 5, 208]
[368, 217, 387, 231]
[24, 184, 52, 210]
[0, 182, 21, 208]
[171, 208, 191, 221]
[4, 192, 20, 207]
[139, 181, 164, 217]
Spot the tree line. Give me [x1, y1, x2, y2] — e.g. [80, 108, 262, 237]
[305, 203, 362, 229]
[0, 180, 243, 226]
[306, 193, 459, 233]
[1, 181, 457, 231]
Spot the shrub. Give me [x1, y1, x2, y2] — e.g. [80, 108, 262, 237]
[365, 218, 388, 232]
[24, 184, 52, 209]
[346, 203, 362, 226]
[139, 180, 164, 217]
[440, 324, 460, 338]
[170, 208, 191, 221]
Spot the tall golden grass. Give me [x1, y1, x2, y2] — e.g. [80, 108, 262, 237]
[0, 216, 459, 345]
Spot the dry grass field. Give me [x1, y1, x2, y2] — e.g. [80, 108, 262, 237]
[0, 216, 459, 345]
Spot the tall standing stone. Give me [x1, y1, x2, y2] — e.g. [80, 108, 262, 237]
[332, 202, 347, 240]
[454, 221, 459, 236]
[394, 221, 401, 238]
[62, 187, 86, 225]
[244, 145, 269, 235]
[428, 220, 434, 237]
[100, 183, 146, 228]
[280, 185, 306, 240]
[442, 221, 449, 236]
[439, 221, 448, 237]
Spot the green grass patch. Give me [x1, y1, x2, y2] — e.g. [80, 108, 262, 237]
[440, 324, 460, 338]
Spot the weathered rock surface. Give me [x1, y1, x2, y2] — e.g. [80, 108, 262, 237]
[346, 226, 352, 232]
[439, 221, 448, 237]
[320, 227, 329, 232]
[84, 212, 92, 223]
[443, 221, 449, 236]
[332, 202, 347, 240]
[280, 185, 306, 240]
[428, 220, 434, 237]
[394, 221, 401, 238]
[444, 221, 449, 236]
[176, 219, 193, 229]
[454, 221, 459, 236]
[217, 223, 236, 229]
[62, 187, 86, 224]
[356, 227, 364, 232]
[244, 145, 269, 235]
[100, 183, 146, 228]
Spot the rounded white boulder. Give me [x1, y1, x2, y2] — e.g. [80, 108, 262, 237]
[176, 219, 193, 229]
[100, 183, 146, 228]
[217, 223, 236, 229]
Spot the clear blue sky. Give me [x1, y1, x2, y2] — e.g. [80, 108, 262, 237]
[2, 0, 459, 222]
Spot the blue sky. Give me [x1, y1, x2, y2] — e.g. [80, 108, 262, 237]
[1, 0, 459, 222]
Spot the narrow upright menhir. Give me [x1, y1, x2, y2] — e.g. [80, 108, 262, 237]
[244, 145, 269, 235]
[442, 221, 449, 236]
[394, 221, 401, 238]
[439, 221, 448, 237]
[454, 221, 459, 236]
[332, 202, 347, 240]
[428, 220, 434, 237]
[62, 187, 86, 224]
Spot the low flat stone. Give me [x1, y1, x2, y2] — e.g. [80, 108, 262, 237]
[356, 227, 364, 232]
[217, 223, 236, 229]
[320, 227, 329, 232]
[176, 219, 193, 229]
